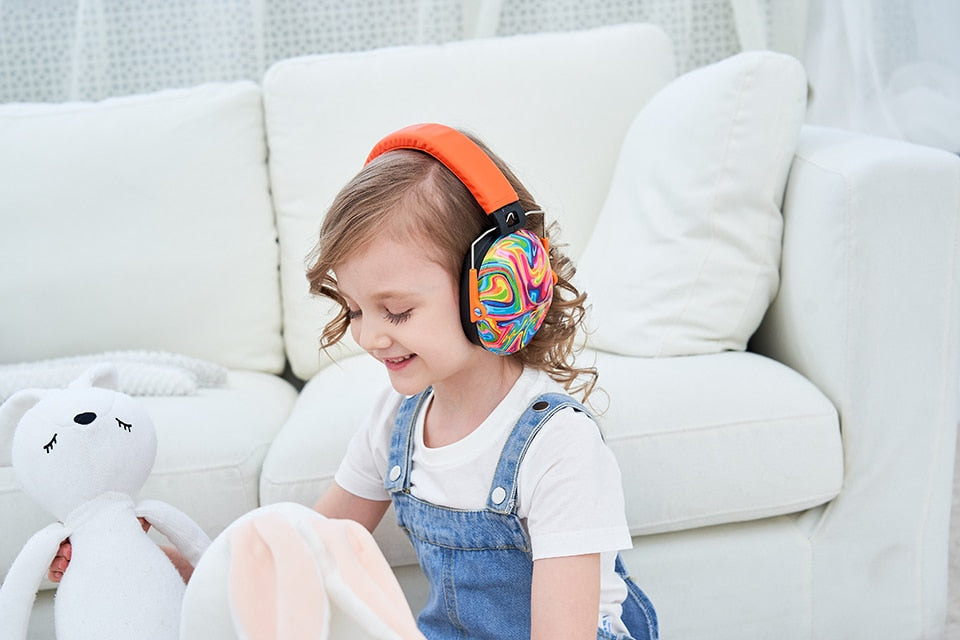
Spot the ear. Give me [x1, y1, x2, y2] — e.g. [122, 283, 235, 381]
[0, 389, 44, 466]
[68, 363, 119, 391]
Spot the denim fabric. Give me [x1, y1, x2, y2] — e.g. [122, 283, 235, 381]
[386, 390, 658, 640]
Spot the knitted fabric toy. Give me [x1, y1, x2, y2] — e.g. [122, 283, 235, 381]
[0, 364, 211, 640]
[181, 502, 426, 640]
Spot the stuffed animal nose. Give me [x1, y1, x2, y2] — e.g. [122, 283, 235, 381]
[74, 412, 96, 425]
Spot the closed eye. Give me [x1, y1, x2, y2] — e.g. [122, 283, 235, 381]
[346, 308, 361, 322]
[116, 419, 132, 432]
[384, 308, 412, 325]
[43, 434, 57, 453]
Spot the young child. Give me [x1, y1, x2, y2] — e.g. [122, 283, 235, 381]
[307, 123, 657, 640]
[50, 123, 658, 640]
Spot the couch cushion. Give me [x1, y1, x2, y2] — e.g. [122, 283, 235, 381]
[0, 370, 298, 581]
[578, 51, 807, 357]
[261, 23, 676, 380]
[261, 350, 842, 561]
[591, 349, 843, 535]
[258, 355, 420, 566]
[0, 82, 284, 372]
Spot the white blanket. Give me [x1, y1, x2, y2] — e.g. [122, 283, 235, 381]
[0, 351, 228, 401]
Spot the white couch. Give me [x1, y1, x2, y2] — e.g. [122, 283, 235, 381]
[2, 24, 958, 640]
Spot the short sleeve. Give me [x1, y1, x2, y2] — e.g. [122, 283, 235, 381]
[518, 407, 633, 560]
[334, 387, 403, 502]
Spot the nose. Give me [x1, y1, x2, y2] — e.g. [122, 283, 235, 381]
[353, 316, 392, 352]
[74, 412, 96, 425]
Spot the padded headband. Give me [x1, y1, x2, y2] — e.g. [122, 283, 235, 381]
[365, 123, 524, 229]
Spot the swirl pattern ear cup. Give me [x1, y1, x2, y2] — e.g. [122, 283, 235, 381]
[461, 228, 554, 354]
[367, 123, 556, 354]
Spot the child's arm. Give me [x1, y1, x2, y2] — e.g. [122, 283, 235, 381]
[314, 482, 390, 533]
[531, 553, 601, 640]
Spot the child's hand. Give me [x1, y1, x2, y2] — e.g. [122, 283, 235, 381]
[48, 539, 72, 582]
[47, 517, 152, 582]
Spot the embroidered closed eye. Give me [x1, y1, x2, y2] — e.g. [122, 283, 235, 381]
[43, 434, 57, 453]
[116, 418, 132, 432]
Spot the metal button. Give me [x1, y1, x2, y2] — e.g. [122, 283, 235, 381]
[389, 465, 402, 482]
[491, 486, 507, 504]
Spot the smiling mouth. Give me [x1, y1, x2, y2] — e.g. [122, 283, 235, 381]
[383, 354, 415, 370]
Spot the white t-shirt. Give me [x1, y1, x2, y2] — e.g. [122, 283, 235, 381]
[335, 367, 634, 633]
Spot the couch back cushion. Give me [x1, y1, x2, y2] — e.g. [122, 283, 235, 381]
[577, 51, 807, 356]
[0, 82, 284, 372]
[262, 23, 676, 380]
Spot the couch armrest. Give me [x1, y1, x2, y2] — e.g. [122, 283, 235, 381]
[751, 125, 960, 638]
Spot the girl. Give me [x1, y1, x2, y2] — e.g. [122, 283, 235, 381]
[308, 123, 657, 640]
[49, 122, 658, 640]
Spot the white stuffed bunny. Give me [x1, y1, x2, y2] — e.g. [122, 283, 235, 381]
[0, 363, 211, 640]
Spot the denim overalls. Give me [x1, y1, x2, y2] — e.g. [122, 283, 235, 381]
[385, 389, 659, 640]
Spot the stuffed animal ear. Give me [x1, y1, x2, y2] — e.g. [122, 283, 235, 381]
[0, 389, 44, 466]
[68, 363, 119, 391]
[229, 511, 331, 640]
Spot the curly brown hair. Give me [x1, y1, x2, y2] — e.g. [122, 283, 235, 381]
[306, 131, 597, 401]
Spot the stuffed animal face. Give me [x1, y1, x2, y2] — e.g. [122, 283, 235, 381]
[0, 364, 157, 521]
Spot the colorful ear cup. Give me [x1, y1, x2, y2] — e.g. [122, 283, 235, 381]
[460, 228, 554, 355]
[366, 123, 556, 355]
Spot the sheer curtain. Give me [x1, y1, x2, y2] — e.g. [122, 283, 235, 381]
[0, 0, 463, 102]
[0, 0, 753, 103]
[803, 0, 960, 152]
[4, 1, 956, 151]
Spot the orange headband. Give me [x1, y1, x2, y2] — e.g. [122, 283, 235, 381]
[365, 123, 520, 217]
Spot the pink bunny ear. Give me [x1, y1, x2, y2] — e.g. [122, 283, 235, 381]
[0, 388, 44, 466]
[303, 518, 425, 640]
[228, 512, 330, 640]
[68, 363, 119, 391]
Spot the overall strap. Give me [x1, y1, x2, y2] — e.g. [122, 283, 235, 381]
[485, 392, 593, 515]
[384, 388, 431, 494]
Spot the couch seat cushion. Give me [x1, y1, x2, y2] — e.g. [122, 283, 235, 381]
[258, 356, 420, 565]
[0, 370, 298, 581]
[591, 349, 843, 535]
[262, 350, 842, 562]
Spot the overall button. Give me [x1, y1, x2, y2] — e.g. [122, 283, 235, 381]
[491, 486, 507, 504]
[389, 465, 402, 482]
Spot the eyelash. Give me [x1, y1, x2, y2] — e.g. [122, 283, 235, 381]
[385, 309, 411, 325]
[346, 308, 411, 325]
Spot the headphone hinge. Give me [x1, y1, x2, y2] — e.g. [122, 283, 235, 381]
[490, 202, 526, 235]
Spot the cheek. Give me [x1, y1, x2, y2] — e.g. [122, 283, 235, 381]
[439, 312, 477, 351]
[436, 299, 469, 340]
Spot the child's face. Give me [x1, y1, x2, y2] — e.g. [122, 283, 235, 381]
[335, 235, 485, 396]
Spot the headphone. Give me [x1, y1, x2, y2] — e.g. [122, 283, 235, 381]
[365, 123, 556, 355]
